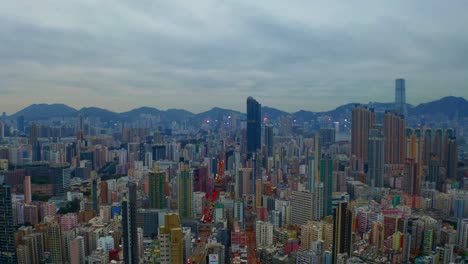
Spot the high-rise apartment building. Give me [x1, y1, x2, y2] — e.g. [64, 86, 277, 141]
[367, 124, 385, 188]
[159, 213, 183, 264]
[122, 181, 138, 264]
[395, 78, 407, 117]
[351, 106, 375, 164]
[384, 112, 406, 164]
[178, 167, 193, 220]
[69, 236, 86, 264]
[149, 171, 166, 209]
[0, 181, 16, 263]
[247, 97, 261, 158]
[47, 221, 64, 264]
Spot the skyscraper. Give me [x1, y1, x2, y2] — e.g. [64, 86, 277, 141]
[178, 166, 193, 220]
[320, 155, 333, 217]
[332, 202, 352, 264]
[367, 124, 385, 188]
[384, 112, 406, 164]
[247, 97, 261, 158]
[351, 106, 375, 164]
[122, 181, 138, 264]
[149, 171, 166, 209]
[0, 180, 16, 263]
[395, 78, 407, 117]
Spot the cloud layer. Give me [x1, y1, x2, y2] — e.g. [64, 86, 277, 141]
[1, 1, 467, 114]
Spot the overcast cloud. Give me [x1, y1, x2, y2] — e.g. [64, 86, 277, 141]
[0, 0, 467, 114]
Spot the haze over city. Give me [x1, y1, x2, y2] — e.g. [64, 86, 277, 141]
[1, 2, 468, 264]
[1, 1, 468, 113]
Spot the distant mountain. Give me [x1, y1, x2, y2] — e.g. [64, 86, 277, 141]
[79, 107, 120, 121]
[164, 109, 194, 121]
[11, 104, 77, 120]
[7, 96, 467, 124]
[193, 107, 243, 123]
[409, 96, 467, 119]
[292, 110, 316, 121]
[262, 106, 290, 120]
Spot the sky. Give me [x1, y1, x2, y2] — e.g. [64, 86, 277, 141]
[1, 1, 467, 114]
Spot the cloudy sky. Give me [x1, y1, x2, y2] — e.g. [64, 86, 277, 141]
[1, 1, 467, 114]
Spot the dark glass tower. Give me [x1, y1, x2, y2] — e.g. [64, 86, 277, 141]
[246, 97, 261, 158]
[122, 181, 138, 264]
[332, 202, 352, 264]
[395, 78, 407, 118]
[0, 179, 16, 263]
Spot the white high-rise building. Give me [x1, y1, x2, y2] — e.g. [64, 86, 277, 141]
[255, 221, 273, 247]
[291, 191, 314, 226]
[98, 236, 114, 261]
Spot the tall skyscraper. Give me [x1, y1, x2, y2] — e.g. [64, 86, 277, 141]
[178, 166, 193, 220]
[384, 112, 406, 164]
[395, 78, 407, 117]
[122, 181, 138, 264]
[332, 202, 352, 264]
[351, 106, 375, 164]
[0, 180, 16, 263]
[367, 124, 385, 188]
[247, 97, 261, 158]
[149, 171, 166, 209]
[320, 155, 333, 217]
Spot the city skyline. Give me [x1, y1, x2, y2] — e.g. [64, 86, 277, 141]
[1, 1, 468, 113]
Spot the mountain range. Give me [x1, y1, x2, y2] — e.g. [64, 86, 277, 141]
[7, 96, 467, 124]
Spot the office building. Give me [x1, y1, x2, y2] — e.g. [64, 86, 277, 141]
[247, 96, 261, 158]
[395, 78, 407, 117]
[122, 181, 138, 264]
[291, 191, 314, 226]
[332, 202, 352, 264]
[320, 128, 336, 148]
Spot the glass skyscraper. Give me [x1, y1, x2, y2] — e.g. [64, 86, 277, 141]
[246, 96, 261, 158]
[395, 78, 407, 118]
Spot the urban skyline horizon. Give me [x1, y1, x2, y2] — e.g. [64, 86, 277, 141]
[3, 93, 466, 117]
